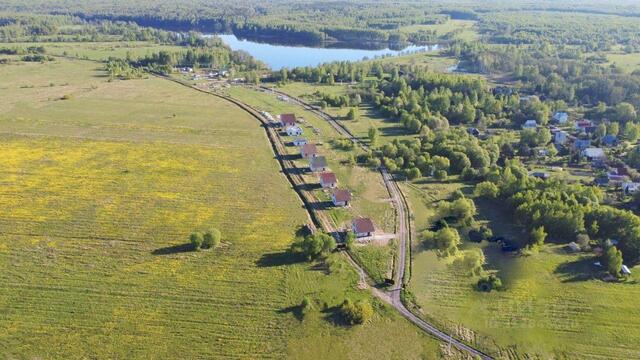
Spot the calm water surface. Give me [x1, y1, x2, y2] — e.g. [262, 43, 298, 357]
[213, 34, 439, 69]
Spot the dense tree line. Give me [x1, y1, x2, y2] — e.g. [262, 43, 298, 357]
[451, 42, 640, 109]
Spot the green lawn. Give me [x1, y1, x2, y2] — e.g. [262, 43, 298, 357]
[0, 56, 446, 358]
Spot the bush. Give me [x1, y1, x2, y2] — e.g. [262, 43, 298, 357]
[477, 274, 503, 292]
[340, 298, 373, 325]
[190, 232, 203, 250]
[468, 225, 493, 243]
[301, 297, 313, 318]
[474, 181, 499, 198]
[434, 169, 448, 180]
[202, 228, 221, 249]
[290, 232, 336, 260]
[421, 227, 461, 256]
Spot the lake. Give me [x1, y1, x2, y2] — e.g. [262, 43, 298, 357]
[212, 34, 440, 70]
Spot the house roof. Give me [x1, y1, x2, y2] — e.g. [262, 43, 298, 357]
[353, 217, 375, 233]
[280, 113, 296, 125]
[293, 137, 306, 143]
[319, 172, 337, 184]
[332, 189, 351, 202]
[583, 147, 605, 158]
[310, 156, 327, 168]
[602, 135, 618, 144]
[576, 119, 592, 127]
[301, 143, 318, 155]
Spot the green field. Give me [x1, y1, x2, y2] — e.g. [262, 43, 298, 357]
[0, 56, 448, 358]
[5, 41, 184, 61]
[407, 193, 640, 359]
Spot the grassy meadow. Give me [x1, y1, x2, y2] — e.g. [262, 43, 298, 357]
[0, 55, 448, 358]
[405, 183, 640, 359]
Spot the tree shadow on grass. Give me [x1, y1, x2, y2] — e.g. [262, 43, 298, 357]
[256, 251, 303, 267]
[321, 305, 349, 327]
[152, 243, 194, 255]
[278, 304, 305, 322]
[554, 256, 598, 283]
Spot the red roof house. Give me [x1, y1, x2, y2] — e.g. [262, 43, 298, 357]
[332, 189, 351, 206]
[280, 113, 297, 127]
[301, 143, 318, 159]
[319, 172, 338, 188]
[352, 217, 375, 238]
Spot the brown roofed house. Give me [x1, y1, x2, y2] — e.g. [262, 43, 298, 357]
[319, 172, 337, 188]
[332, 189, 351, 207]
[300, 143, 318, 159]
[280, 113, 297, 127]
[352, 217, 375, 238]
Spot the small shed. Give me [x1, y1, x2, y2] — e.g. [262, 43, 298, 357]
[522, 120, 538, 129]
[309, 156, 328, 172]
[331, 189, 352, 207]
[531, 171, 550, 180]
[319, 172, 338, 188]
[352, 217, 375, 238]
[286, 125, 303, 137]
[292, 138, 307, 147]
[300, 144, 318, 159]
[566, 242, 580, 252]
[552, 112, 569, 124]
[602, 135, 618, 147]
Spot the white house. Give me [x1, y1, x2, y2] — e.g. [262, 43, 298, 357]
[331, 189, 351, 207]
[292, 138, 307, 147]
[522, 120, 538, 129]
[554, 131, 569, 145]
[319, 172, 338, 188]
[309, 156, 328, 172]
[623, 182, 640, 194]
[352, 217, 375, 238]
[552, 112, 568, 124]
[582, 147, 605, 161]
[286, 126, 303, 137]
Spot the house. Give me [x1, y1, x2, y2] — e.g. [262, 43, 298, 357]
[552, 112, 569, 124]
[280, 113, 297, 128]
[602, 135, 618, 147]
[467, 127, 480, 137]
[286, 125, 303, 136]
[575, 119, 593, 131]
[622, 182, 640, 194]
[331, 189, 351, 207]
[555, 131, 569, 145]
[352, 217, 375, 238]
[522, 120, 538, 129]
[573, 139, 591, 151]
[622, 265, 632, 276]
[292, 138, 307, 147]
[309, 156, 328, 172]
[531, 171, 550, 180]
[300, 143, 318, 159]
[319, 172, 338, 188]
[608, 173, 628, 186]
[582, 147, 605, 161]
[566, 242, 581, 252]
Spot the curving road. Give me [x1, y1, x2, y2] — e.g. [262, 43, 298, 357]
[155, 76, 491, 359]
[262, 86, 493, 360]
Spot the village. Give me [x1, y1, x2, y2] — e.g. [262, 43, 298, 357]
[268, 111, 378, 241]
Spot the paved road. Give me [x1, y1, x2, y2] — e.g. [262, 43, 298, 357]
[263, 86, 493, 360]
